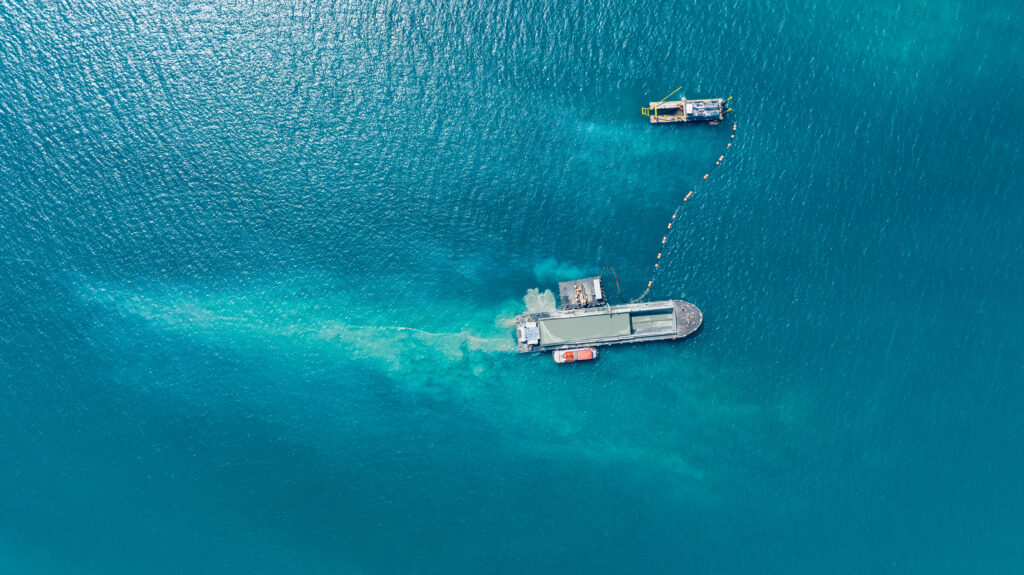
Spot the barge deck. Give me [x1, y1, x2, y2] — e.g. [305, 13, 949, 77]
[514, 299, 702, 353]
[640, 87, 731, 124]
[642, 97, 728, 124]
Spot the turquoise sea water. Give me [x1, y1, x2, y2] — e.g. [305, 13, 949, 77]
[2, 0, 1023, 572]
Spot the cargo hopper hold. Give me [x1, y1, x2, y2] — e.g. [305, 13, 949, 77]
[514, 276, 702, 354]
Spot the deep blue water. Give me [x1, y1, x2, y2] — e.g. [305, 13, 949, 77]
[2, 0, 1023, 572]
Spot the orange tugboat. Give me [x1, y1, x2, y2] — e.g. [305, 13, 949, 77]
[552, 347, 598, 364]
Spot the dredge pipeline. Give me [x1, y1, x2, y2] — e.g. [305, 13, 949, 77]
[631, 117, 738, 303]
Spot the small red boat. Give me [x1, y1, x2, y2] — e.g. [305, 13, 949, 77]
[552, 347, 598, 364]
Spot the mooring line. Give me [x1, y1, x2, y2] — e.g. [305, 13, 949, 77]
[599, 265, 627, 304]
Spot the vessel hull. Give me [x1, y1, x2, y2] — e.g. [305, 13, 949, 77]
[514, 300, 702, 353]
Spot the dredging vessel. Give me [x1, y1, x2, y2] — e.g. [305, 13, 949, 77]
[514, 276, 702, 354]
[641, 87, 732, 124]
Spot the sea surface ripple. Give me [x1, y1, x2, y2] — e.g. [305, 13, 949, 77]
[1, 0, 1023, 573]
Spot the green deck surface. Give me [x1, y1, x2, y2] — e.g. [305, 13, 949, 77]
[630, 312, 675, 334]
[538, 313, 631, 345]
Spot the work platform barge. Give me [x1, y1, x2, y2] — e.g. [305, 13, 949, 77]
[514, 277, 702, 353]
[641, 97, 728, 124]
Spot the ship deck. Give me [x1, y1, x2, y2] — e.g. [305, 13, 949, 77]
[514, 300, 702, 353]
[644, 98, 726, 124]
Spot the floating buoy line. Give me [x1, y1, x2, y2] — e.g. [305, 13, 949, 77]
[602, 102, 738, 303]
